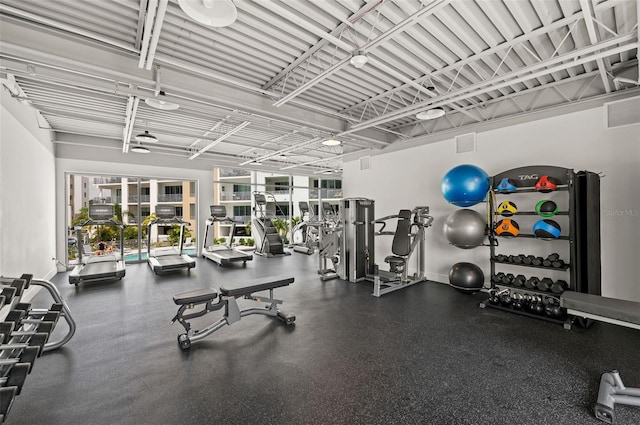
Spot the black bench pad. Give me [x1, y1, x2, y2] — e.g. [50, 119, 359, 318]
[561, 291, 640, 325]
[220, 276, 294, 298]
[173, 288, 218, 305]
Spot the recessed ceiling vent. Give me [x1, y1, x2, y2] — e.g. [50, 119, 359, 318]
[455, 133, 476, 154]
[605, 96, 640, 129]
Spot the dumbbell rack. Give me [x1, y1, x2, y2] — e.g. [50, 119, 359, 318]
[0, 274, 76, 422]
[480, 165, 601, 327]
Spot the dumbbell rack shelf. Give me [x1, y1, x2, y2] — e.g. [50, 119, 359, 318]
[490, 258, 571, 271]
[478, 297, 569, 326]
[494, 211, 569, 216]
[495, 234, 570, 240]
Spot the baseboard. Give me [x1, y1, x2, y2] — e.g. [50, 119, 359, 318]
[44, 265, 58, 281]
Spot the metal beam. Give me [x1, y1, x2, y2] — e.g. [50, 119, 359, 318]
[579, 0, 612, 93]
[187, 121, 251, 160]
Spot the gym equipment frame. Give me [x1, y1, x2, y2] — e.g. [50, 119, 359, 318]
[171, 276, 295, 350]
[368, 207, 433, 297]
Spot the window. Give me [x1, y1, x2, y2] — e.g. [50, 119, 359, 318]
[190, 203, 196, 220]
[165, 186, 182, 195]
[175, 206, 183, 217]
[190, 181, 196, 196]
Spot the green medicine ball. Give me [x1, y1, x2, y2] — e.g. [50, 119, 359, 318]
[535, 200, 558, 217]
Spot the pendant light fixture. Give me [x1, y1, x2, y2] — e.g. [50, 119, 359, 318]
[322, 135, 341, 146]
[145, 97, 180, 110]
[350, 51, 369, 69]
[178, 0, 238, 28]
[416, 108, 445, 120]
[131, 142, 150, 153]
[135, 130, 159, 143]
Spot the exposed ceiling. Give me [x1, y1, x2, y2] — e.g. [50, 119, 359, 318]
[1, 0, 638, 176]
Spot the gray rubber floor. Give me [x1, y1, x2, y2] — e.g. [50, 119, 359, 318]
[10, 253, 640, 425]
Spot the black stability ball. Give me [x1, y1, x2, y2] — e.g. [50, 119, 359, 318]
[449, 262, 485, 294]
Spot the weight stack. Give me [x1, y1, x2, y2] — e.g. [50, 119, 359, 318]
[574, 171, 601, 295]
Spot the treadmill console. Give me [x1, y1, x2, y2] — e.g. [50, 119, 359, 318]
[156, 205, 177, 219]
[89, 204, 115, 221]
[210, 205, 227, 218]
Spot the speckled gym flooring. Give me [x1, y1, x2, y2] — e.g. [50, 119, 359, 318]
[11, 253, 640, 425]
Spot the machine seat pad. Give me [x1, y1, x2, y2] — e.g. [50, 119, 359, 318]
[173, 288, 218, 305]
[220, 276, 294, 298]
[384, 256, 406, 266]
[560, 291, 640, 325]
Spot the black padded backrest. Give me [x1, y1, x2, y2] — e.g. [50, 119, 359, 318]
[391, 210, 412, 256]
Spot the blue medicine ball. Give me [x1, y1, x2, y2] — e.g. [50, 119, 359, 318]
[533, 219, 561, 239]
[441, 164, 490, 207]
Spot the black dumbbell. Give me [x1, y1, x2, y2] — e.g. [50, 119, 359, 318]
[0, 278, 26, 298]
[512, 274, 526, 287]
[547, 253, 560, 261]
[552, 259, 566, 268]
[507, 255, 516, 263]
[488, 291, 500, 305]
[502, 273, 515, 285]
[537, 277, 554, 292]
[550, 279, 569, 294]
[523, 255, 535, 265]
[499, 292, 512, 307]
[511, 293, 525, 310]
[545, 299, 564, 318]
[532, 256, 544, 266]
[525, 277, 540, 289]
[492, 272, 505, 284]
[514, 255, 526, 264]
[495, 254, 507, 262]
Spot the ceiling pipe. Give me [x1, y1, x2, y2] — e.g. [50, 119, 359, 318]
[138, 0, 158, 69]
[122, 95, 139, 153]
[0, 4, 138, 53]
[144, 0, 168, 70]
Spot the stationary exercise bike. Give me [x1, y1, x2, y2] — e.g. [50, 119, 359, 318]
[367, 206, 433, 296]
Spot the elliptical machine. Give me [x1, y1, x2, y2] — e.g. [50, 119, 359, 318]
[367, 206, 433, 297]
[317, 202, 341, 281]
[290, 201, 318, 255]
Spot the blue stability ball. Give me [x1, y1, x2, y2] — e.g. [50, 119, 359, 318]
[449, 262, 485, 294]
[441, 164, 490, 207]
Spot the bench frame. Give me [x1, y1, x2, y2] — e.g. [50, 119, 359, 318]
[172, 276, 295, 350]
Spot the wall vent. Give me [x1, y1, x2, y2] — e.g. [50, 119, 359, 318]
[455, 133, 476, 153]
[605, 96, 640, 129]
[360, 156, 371, 170]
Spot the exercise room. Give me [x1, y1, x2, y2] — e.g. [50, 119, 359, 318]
[1, 1, 639, 424]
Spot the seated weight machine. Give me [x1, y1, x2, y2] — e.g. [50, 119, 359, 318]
[367, 206, 433, 297]
[171, 275, 296, 350]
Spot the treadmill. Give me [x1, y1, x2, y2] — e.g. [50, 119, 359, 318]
[69, 204, 126, 285]
[202, 205, 253, 266]
[147, 205, 196, 274]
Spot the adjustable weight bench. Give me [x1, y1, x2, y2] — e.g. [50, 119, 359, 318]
[171, 275, 295, 350]
[560, 291, 640, 424]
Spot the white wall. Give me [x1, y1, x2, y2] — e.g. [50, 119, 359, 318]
[0, 90, 57, 279]
[54, 158, 214, 265]
[343, 104, 640, 302]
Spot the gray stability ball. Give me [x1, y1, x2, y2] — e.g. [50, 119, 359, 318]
[443, 208, 487, 249]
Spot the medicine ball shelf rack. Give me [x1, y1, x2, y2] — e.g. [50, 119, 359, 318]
[480, 165, 602, 328]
